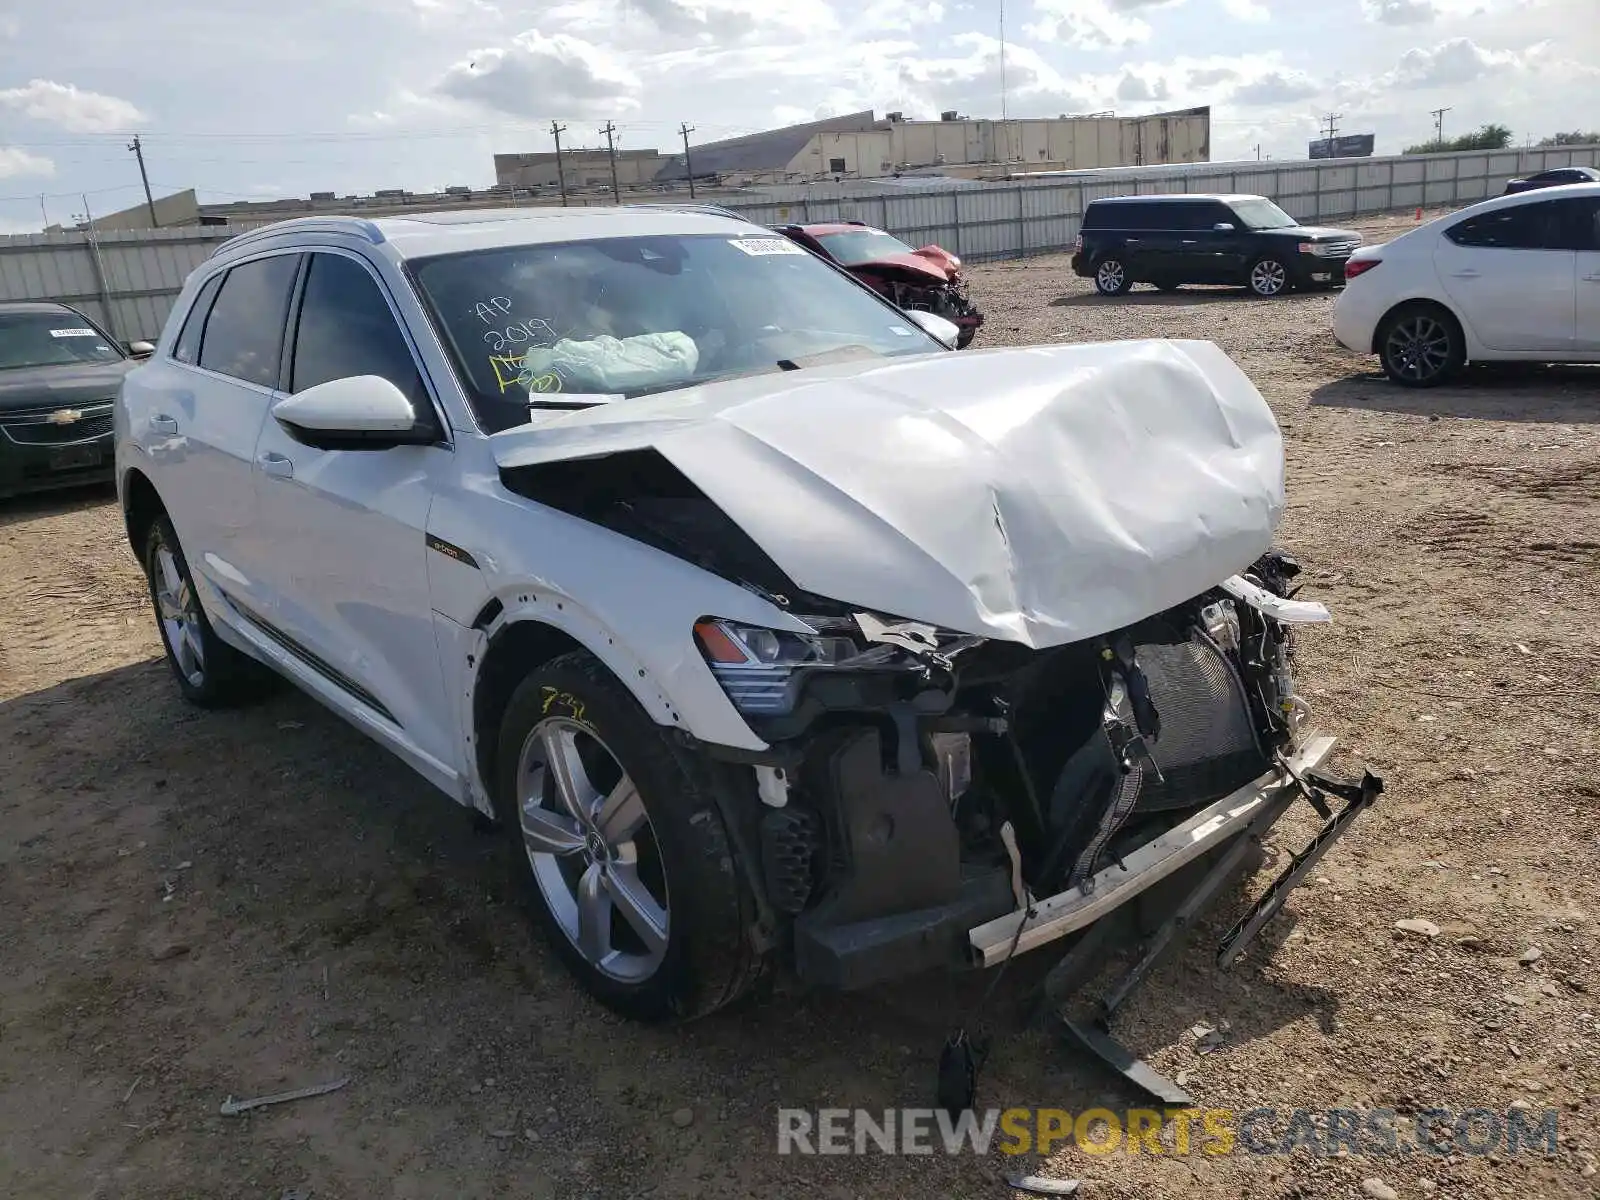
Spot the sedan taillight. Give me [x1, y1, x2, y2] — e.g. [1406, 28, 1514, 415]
[1345, 259, 1381, 281]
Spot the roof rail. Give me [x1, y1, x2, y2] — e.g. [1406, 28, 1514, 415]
[214, 215, 388, 257]
[625, 202, 753, 223]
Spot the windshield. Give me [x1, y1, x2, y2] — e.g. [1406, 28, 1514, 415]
[815, 229, 917, 265]
[0, 311, 123, 371]
[1227, 198, 1298, 230]
[410, 233, 943, 432]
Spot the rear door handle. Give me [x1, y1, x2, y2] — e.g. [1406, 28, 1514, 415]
[1181, 239, 1198, 245]
[1124, 238, 1141, 244]
[1583, 272, 1600, 283]
[149, 414, 178, 434]
[1449, 269, 1481, 279]
[258, 452, 294, 480]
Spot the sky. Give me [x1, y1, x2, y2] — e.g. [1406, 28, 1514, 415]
[0, 0, 1597, 232]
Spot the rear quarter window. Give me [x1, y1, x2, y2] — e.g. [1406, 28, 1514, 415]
[171, 273, 225, 365]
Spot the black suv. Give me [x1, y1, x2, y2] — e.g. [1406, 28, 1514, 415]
[1071, 194, 1363, 298]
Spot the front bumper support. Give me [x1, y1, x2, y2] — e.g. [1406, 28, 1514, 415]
[1047, 745, 1383, 1105]
[968, 734, 1338, 967]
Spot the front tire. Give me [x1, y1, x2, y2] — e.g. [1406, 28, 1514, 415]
[493, 650, 764, 1022]
[1093, 258, 1132, 295]
[1378, 303, 1465, 387]
[1248, 256, 1290, 297]
[144, 515, 271, 708]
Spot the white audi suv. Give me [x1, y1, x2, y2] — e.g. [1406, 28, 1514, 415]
[116, 205, 1373, 1027]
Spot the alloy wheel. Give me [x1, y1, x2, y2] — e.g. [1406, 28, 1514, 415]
[154, 544, 205, 688]
[1384, 314, 1453, 383]
[1096, 261, 1126, 292]
[1250, 259, 1287, 296]
[515, 717, 669, 982]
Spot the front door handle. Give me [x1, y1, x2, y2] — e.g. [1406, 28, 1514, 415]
[258, 452, 294, 480]
[149, 414, 178, 434]
[1181, 239, 1198, 245]
[1583, 272, 1600, 283]
[1449, 269, 1481, 279]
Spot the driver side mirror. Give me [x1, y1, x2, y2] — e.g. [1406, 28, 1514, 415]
[1213, 222, 1236, 233]
[904, 309, 961, 350]
[271, 375, 437, 451]
[126, 340, 155, 359]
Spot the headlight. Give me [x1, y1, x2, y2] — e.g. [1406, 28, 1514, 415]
[693, 617, 895, 716]
[1299, 241, 1336, 256]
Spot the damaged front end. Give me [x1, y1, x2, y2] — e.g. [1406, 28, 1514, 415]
[683, 548, 1369, 993]
[857, 266, 985, 349]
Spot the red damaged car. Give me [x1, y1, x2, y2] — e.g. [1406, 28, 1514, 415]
[775, 221, 984, 349]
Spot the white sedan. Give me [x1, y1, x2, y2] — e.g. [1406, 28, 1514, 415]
[1334, 181, 1600, 386]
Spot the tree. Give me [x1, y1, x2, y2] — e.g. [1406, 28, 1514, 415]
[1538, 131, 1600, 146]
[1404, 124, 1513, 154]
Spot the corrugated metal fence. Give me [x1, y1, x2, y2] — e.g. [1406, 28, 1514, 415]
[723, 144, 1600, 263]
[0, 226, 235, 343]
[4, 143, 1598, 341]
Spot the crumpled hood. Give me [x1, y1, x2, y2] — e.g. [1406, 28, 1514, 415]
[490, 339, 1285, 648]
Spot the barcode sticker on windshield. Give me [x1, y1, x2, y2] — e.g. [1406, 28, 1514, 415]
[728, 237, 805, 256]
[50, 328, 97, 338]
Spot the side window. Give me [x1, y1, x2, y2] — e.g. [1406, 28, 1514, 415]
[289, 254, 427, 405]
[198, 254, 301, 386]
[1445, 202, 1563, 251]
[1163, 202, 1213, 231]
[172, 273, 224, 364]
[1552, 198, 1600, 252]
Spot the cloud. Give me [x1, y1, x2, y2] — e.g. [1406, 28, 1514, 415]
[1221, 0, 1269, 18]
[0, 79, 145, 132]
[1232, 68, 1320, 104]
[433, 31, 641, 118]
[1362, 0, 1438, 22]
[0, 147, 55, 179]
[1026, 0, 1163, 48]
[1115, 71, 1171, 102]
[1388, 37, 1524, 88]
[1188, 65, 1239, 86]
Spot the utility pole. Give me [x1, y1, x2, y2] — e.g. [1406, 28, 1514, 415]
[1321, 113, 1342, 151]
[549, 121, 569, 207]
[600, 121, 620, 205]
[679, 123, 697, 198]
[1430, 106, 1452, 147]
[127, 134, 158, 228]
[38, 194, 49, 230]
[1254, 143, 1262, 161]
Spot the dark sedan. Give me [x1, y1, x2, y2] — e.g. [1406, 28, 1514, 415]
[1503, 166, 1600, 195]
[0, 302, 152, 500]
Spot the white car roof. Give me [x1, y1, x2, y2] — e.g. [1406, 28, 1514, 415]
[216, 205, 762, 262]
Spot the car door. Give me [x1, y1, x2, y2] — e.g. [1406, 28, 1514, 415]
[152, 252, 303, 614]
[1565, 197, 1600, 354]
[1434, 200, 1576, 353]
[249, 249, 459, 774]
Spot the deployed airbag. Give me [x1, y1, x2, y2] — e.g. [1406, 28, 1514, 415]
[517, 331, 698, 396]
[490, 339, 1285, 648]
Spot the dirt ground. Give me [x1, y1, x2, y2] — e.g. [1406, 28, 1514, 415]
[2, 209, 1597, 1200]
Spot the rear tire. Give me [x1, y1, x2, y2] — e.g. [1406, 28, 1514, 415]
[493, 650, 765, 1022]
[1377, 303, 1465, 388]
[1093, 258, 1132, 296]
[143, 516, 273, 708]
